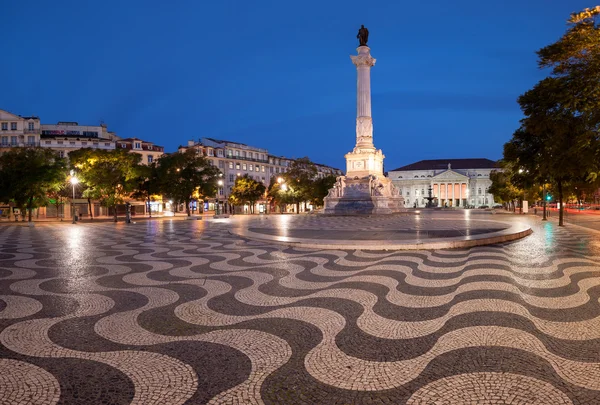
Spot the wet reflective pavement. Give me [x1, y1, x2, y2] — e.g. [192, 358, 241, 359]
[1, 214, 600, 404]
[233, 210, 532, 249]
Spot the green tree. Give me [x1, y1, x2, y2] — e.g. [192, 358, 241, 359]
[156, 149, 221, 216]
[131, 162, 161, 218]
[283, 157, 318, 213]
[310, 175, 337, 208]
[46, 181, 70, 220]
[69, 148, 142, 222]
[488, 169, 521, 209]
[537, 6, 600, 123]
[266, 176, 290, 213]
[0, 148, 67, 222]
[516, 78, 593, 225]
[230, 174, 266, 214]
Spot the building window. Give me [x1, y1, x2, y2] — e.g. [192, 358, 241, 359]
[70, 141, 76, 145]
[227, 149, 232, 157]
[10, 136, 17, 145]
[228, 162, 233, 169]
[1, 136, 7, 145]
[207, 149, 214, 156]
[243, 151, 247, 158]
[44, 140, 51, 145]
[261, 165, 265, 172]
[229, 174, 234, 182]
[1, 123, 6, 130]
[235, 150, 240, 157]
[236, 163, 240, 170]
[478, 188, 482, 195]
[82, 142, 87, 146]
[217, 149, 223, 157]
[270, 167, 274, 173]
[218, 160, 224, 168]
[242, 163, 247, 170]
[11, 122, 17, 130]
[255, 166, 259, 172]
[28, 122, 34, 130]
[249, 152, 253, 159]
[406, 191, 410, 196]
[105, 143, 111, 146]
[276, 167, 280, 173]
[148, 155, 153, 163]
[27, 136, 35, 145]
[121, 143, 126, 148]
[249, 164, 253, 171]
[134, 142, 141, 149]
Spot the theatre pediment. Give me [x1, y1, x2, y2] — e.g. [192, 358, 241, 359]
[431, 170, 469, 181]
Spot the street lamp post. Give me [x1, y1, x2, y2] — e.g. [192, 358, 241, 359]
[70, 174, 79, 224]
[216, 179, 223, 215]
[277, 177, 286, 214]
[542, 182, 547, 221]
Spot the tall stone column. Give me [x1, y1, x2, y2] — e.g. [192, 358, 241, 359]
[351, 47, 376, 149]
[323, 27, 404, 215]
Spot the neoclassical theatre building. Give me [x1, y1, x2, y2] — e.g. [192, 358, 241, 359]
[388, 158, 499, 208]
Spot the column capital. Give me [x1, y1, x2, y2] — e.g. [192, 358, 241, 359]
[350, 47, 376, 68]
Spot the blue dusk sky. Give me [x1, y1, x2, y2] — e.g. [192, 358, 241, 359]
[1, 1, 591, 171]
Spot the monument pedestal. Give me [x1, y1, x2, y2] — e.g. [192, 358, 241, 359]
[323, 42, 405, 215]
[323, 175, 404, 215]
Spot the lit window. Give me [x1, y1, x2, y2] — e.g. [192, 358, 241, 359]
[255, 166, 259, 172]
[249, 164, 253, 171]
[228, 162, 233, 169]
[261, 165, 265, 172]
[236, 163, 240, 169]
[235, 150, 240, 157]
[243, 163, 247, 170]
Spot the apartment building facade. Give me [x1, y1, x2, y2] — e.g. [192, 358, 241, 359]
[117, 138, 164, 165]
[179, 137, 342, 213]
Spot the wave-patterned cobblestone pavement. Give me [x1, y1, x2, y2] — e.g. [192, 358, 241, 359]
[1, 217, 600, 404]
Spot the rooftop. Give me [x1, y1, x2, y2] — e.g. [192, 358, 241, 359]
[391, 158, 499, 171]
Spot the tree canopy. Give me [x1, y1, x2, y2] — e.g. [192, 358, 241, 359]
[0, 148, 67, 221]
[156, 149, 221, 216]
[501, 6, 600, 225]
[230, 174, 266, 214]
[69, 148, 142, 222]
